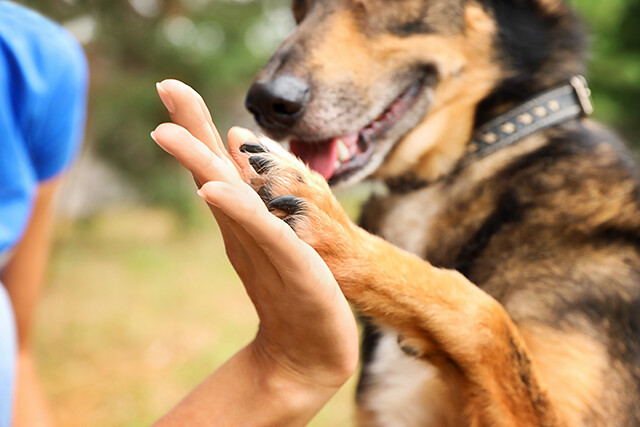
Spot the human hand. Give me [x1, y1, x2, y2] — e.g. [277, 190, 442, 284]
[150, 80, 359, 412]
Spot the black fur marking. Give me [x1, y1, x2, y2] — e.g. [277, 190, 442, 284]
[508, 336, 548, 412]
[559, 293, 640, 421]
[356, 319, 382, 399]
[562, 293, 640, 368]
[249, 156, 272, 174]
[488, 0, 552, 77]
[594, 227, 640, 252]
[386, 1, 464, 37]
[510, 337, 531, 387]
[385, 173, 429, 194]
[293, 170, 305, 183]
[283, 215, 299, 229]
[496, 123, 588, 182]
[388, 19, 435, 37]
[455, 189, 523, 277]
[475, 0, 586, 126]
[239, 142, 266, 154]
[267, 195, 304, 215]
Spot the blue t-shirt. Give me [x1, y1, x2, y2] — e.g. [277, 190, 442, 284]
[0, 2, 88, 425]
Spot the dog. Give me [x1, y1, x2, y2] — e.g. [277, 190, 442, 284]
[239, 0, 640, 425]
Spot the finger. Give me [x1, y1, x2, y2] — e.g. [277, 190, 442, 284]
[227, 126, 259, 153]
[201, 187, 299, 309]
[227, 126, 261, 180]
[198, 181, 319, 273]
[202, 181, 344, 319]
[151, 122, 250, 262]
[151, 122, 270, 285]
[151, 122, 242, 186]
[156, 79, 228, 159]
[219, 211, 292, 307]
[213, 208, 258, 278]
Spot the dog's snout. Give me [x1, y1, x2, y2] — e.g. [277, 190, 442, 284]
[245, 75, 310, 131]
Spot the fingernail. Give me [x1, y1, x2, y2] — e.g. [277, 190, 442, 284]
[156, 82, 175, 113]
[197, 187, 218, 206]
[150, 131, 157, 142]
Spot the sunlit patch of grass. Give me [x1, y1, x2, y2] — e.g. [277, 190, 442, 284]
[36, 202, 361, 426]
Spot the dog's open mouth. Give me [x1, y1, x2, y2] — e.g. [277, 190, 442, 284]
[289, 79, 424, 183]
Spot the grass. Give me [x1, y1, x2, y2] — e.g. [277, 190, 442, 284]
[35, 184, 374, 426]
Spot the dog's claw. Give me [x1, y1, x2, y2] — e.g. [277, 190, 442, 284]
[267, 195, 304, 215]
[249, 156, 272, 174]
[397, 335, 425, 358]
[257, 186, 273, 202]
[240, 142, 266, 154]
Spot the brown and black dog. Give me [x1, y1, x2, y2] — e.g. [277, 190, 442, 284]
[239, 0, 640, 425]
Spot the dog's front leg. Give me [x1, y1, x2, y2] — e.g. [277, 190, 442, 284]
[235, 138, 560, 427]
[341, 229, 560, 427]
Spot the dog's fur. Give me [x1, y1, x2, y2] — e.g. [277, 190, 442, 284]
[243, 0, 640, 425]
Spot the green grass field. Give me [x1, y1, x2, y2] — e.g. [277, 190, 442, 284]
[35, 188, 370, 426]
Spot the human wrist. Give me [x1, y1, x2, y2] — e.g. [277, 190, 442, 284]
[245, 340, 345, 423]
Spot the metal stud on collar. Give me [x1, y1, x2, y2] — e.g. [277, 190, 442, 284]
[570, 75, 594, 116]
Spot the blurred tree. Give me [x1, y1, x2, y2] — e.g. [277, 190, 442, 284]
[580, 0, 640, 143]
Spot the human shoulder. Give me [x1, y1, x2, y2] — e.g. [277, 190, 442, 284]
[0, 1, 88, 181]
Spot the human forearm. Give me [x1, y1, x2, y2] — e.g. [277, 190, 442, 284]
[155, 342, 341, 427]
[2, 179, 60, 427]
[1, 178, 60, 348]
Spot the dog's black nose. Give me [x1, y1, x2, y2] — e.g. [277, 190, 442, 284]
[245, 75, 310, 131]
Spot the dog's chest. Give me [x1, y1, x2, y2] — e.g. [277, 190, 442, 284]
[363, 185, 448, 258]
[361, 178, 497, 269]
[358, 329, 463, 427]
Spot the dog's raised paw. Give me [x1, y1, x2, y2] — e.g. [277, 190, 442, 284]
[236, 137, 354, 253]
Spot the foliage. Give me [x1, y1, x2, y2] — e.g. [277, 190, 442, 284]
[576, 0, 640, 142]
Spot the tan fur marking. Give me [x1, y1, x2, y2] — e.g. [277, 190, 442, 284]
[308, 12, 466, 85]
[375, 4, 503, 179]
[535, 0, 567, 15]
[519, 325, 608, 425]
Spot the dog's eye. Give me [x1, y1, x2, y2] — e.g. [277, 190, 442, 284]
[292, 0, 308, 24]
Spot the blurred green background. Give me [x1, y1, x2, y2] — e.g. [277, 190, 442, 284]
[13, 0, 640, 425]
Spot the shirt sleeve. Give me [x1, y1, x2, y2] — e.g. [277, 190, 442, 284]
[26, 28, 89, 181]
[0, 2, 89, 182]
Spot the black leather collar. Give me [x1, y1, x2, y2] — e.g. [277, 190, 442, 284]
[386, 76, 593, 194]
[462, 75, 593, 163]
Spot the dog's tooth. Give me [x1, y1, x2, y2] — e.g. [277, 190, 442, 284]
[335, 160, 342, 171]
[337, 138, 351, 162]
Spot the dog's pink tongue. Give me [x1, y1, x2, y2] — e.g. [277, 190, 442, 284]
[290, 139, 339, 180]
